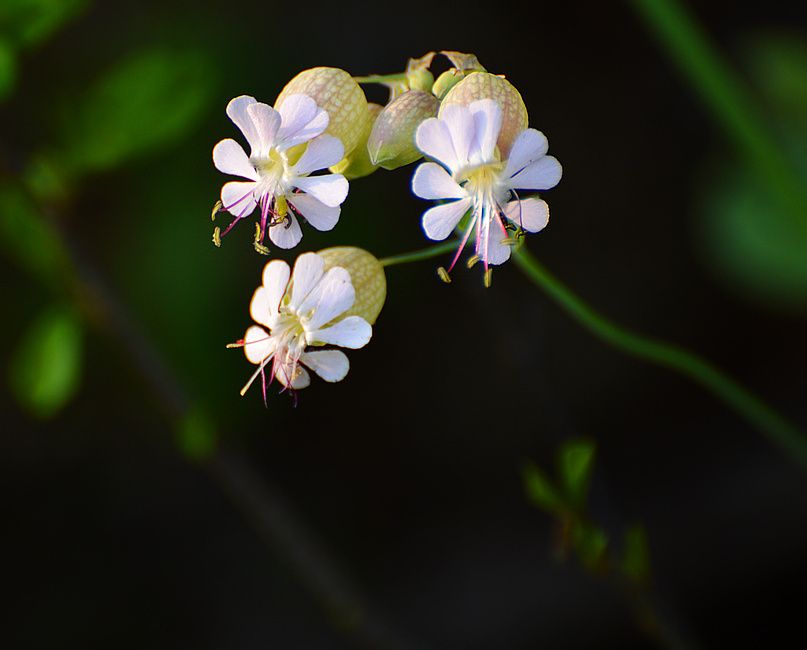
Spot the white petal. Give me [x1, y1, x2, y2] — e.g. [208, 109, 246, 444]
[300, 267, 354, 331]
[478, 234, 512, 265]
[221, 181, 258, 219]
[288, 193, 340, 231]
[503, 155, 562, 191]
[300, 349, 349, 382]
[226, 96, 259, 152]
[415, 117, 458, 173]
[412, 162, 468, 201]
[274, 360, 310, 389]
[243, 325, 275, 365]
[308, 316, 372, 348]
[476, 217, 513, 266]
[468, 99, 502, 164]
[502, 198, 549, 233]
[293, 174, 349, 208]
[292, 135, 345, 176]
[442, 104, 475, 169]
[249, 286, 272, 327]
[289, 252, 325, 309]
[502, 129, 549, 179]
[276, 94, 330, 150]
[213, 139, 258, 180]
[245, 102, 281, 158]
[421, 197, 473, 241]
[268, 212, 304, 249]
[261, 260, 291, 314]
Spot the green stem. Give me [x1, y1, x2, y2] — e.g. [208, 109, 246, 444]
[625, 0, 807, 229]
[352, 73, 409, 85]
[512, 247, 807, 470]
[379, 240, 457, 267]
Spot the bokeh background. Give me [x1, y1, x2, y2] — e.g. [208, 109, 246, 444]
[2, 0, 807, 648]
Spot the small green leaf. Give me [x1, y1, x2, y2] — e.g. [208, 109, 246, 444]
[557, 438, 597, 512]
[622, 523, 652, 587]
[176, 405, 217, 463]
[571, 520, 610, 574]
[9, 304, 83, 419]
[58, 46, 218, 176]
[522, 460, 566, 515]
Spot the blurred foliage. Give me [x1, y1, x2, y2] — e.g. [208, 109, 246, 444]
[176, 404, 218, 463]
[0, 180, 71, 287]
[0, 0, 89, 100]
[40, 46, 218, 185]
[8, 303, 84, 419]
[696, 29, 807, 314]
[524, 439, 651, 584]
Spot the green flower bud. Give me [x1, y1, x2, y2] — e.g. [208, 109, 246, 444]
[330, 103, 383, 180]
[317, 247, 386, 325]
[432, 69, 465, 100]
[367, 90, 440, 170]
[275, 67, 369, 156]
[406, 68, 434, 93]
[439, 71, 528, 157]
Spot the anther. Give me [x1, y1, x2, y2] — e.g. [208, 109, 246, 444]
[212, 227, 222, 247]
[437, 267, 452, 283]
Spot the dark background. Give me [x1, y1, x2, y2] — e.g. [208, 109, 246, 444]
[2, 1, 806, 648]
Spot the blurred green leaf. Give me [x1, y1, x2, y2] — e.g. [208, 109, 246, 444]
[176, 405, 218, 463]
[9, 304, 84, 419]
[522, 460, 566, 515]
[0, 180, 71, 286]
[697, 156, 807, 313]
[696, 29, 807, 314]
[557, 438, 596, 512]
[622, 523, 652, 587]
[0, 0, 88, 49]
[571, 520, 609, 574]
[57, 46, 218, 176]
[0, 37, 17, 100]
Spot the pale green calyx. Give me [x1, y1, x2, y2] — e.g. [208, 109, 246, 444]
[367, 90, 440, 170]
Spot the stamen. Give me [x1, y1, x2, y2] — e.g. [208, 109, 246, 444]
[253, 222, 271, 255]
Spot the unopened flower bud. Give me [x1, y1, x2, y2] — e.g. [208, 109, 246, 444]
[432, 70, 464, 100]
[367, 90, 440, 170]
[330, 103, 383, 180]
[317, 247, 386, 324]
[275, 67, 369, 156]
[439, 71, 528, 156]
[406, 68, 434, 93]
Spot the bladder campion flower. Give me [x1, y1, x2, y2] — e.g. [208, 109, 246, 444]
[411, 99, 562, 285]
[229, 252, 373, 401]
[212, 95, 349, 253]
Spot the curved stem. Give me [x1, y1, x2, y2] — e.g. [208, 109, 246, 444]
[379, 240, 457, 267]
[512, 246, 807, 470]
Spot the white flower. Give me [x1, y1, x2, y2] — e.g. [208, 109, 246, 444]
[212, 95, 349, 252]
[411, 99, 562, 284]
[232, 252, 373, 400]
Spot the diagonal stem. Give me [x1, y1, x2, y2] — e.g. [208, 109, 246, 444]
[512, 246, 807, 470]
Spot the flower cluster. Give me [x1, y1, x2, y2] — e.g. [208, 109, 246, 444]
[212, 52, 561, 401]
